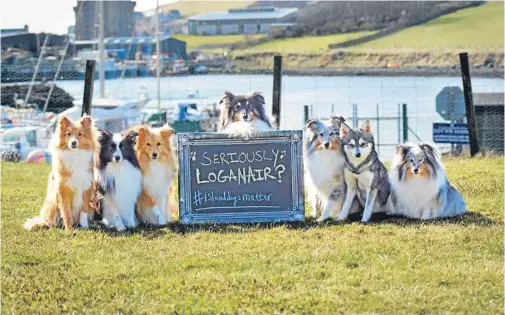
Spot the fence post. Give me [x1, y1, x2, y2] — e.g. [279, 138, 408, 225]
[376, 103, 380, 155]
[352, 103, 358, 128]
[402, 103, 408, 142]
[82, 60, 96, 116]
[459, 52, 480, 156]
[303, 105, 309, 124]
[272, 55, 282, 129]
[397, 104, 401, 144]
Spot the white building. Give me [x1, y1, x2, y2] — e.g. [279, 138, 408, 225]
[187, 7, 298, 35]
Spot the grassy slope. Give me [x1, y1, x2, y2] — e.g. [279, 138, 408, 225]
[160, 0, 253, 17]
[2, 157, 503, 314]
[235, 31, 376, 54]
[173, 34, 266, 50]
[357, 2, 504, 50]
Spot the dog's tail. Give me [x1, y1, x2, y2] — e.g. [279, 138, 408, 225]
[23, 216, 49, 231]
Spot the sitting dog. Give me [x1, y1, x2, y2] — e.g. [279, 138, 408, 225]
[24, 115, 98, 230]
[134, 124, 176, 225]
[389, 143, 467, 219]
[95, 130, 142, 231]
[218, 91, 274, 138]
[304, 116, 357, 222]
[338, 121, 394, 223]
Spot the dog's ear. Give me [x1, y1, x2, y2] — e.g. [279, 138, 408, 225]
[330, 115, 345, 128]
[419, 142, 438, 157]
[59, 116, 73, 130]
[396, 144, 411, 157]
[123, 130, 139, 144]
[160, 125, 175, 140]
[361, 120, 372, 134]
[137, 125, 148, 142]
[80, 114, 93, 130]
[220, 91, 235, 106]
[249, 91, 265, 105]
[340, 122, 351, 137]
[305, 119, 319, 132]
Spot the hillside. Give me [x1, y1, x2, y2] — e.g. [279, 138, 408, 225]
[356, 1, 504, 50]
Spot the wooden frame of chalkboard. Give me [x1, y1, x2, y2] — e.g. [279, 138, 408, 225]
[177, 131, 305, 224]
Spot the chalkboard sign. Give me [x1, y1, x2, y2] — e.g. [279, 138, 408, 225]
[177, 131, 305, 224]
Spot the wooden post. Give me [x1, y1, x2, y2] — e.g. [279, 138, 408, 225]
[459, 52, 480, 156]
[272, 55, 282, 129]
[402, 103, 408, 142]
[82, 60, 96, 116]
[303, 105, 309, 124]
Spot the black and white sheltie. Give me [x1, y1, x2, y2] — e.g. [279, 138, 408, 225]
[218, 91, 274, 138]
[95, 130, 142, 231]
[389, 142, 467, 219]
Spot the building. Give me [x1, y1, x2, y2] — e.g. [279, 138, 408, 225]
[74, 1, 136, 40]
[1, 33, 68, 56]
[71, 36, 187, 60]
[473, 93, 504, 154]
[1, 25, 29, 37]
[187, 7, 298, 35]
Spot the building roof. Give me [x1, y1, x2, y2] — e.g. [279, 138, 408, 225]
[473, 93, 504, 106]
[189, 7, 298, 22]
[72, 35, 181, 46]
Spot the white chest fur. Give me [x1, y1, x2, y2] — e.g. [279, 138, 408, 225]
[143, 161, 175, 211]
[390, 174, 444, 217]
[305, 150, 345, 197]
[103, 160, 142, 219]
[54, 150, 94, 211]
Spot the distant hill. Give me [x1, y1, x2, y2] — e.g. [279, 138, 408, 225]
[296, 1, 484, 35]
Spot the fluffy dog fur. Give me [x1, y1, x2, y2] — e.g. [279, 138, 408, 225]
[218, 91, 274, 138]
[304, 116, 355, 222]
[24, 115, 98, 230]
[389, 142, 467, 219]
[133, 124, 176, 225]
[95, 129, 142, 231]
[338, 121, 393, 222]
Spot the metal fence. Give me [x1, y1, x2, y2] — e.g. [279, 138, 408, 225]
[1, 63, 503, 160]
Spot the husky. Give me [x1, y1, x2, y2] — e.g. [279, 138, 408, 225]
[389, 142, 467, 219]
[304, 115, 357, 222]
[338, 120, 393, 222]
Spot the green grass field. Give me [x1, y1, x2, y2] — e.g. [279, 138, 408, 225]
[2, 156, 503, 314]
[235, 31, 376, 54]
[173, 34, 266, 50]
[357, 2, 504, 50]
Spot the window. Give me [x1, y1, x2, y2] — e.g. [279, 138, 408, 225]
[26, 131, 37, 147]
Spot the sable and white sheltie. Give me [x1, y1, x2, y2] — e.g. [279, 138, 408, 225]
[304, 116, 354, 222]
[24, 115, 98, 230]
[218, 91, 274, 138]
[133, 124, 176, 225]
[95, 129, 142, 231]
[389, 143, 467, 219]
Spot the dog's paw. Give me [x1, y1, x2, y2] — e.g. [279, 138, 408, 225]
[317, 216, 329, 224]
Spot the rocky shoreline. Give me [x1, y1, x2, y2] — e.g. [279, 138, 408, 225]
[208, 66, 504, 78]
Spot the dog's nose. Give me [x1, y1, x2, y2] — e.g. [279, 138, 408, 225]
[152, 152, 158, 159]
[355, 152, 361, 158]
[413, 168, 419, 174]
[114, 155, 121, 161]
[242, 115, 248, 120]
[71, 141, 77, 148]
[324, 142, 329, 149]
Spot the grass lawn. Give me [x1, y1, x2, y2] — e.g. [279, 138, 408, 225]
[1, 156, 503, 314]
[235, 31, 376, 54]
[357, 2, 504, 51]
[173, 34, 266, 50]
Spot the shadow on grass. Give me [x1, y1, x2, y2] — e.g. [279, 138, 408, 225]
[88, 211, 496, 238]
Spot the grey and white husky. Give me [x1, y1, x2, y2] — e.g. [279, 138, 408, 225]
[338, 120, 393, 222]
[389, 142, 467, 219]
[304, 116, 359, 222]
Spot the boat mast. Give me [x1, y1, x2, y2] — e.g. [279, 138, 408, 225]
[156, 0, 161, 115]
[98, 0, 105, 98]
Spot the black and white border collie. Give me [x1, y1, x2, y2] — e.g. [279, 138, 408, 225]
[95, 130, 142, 231]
